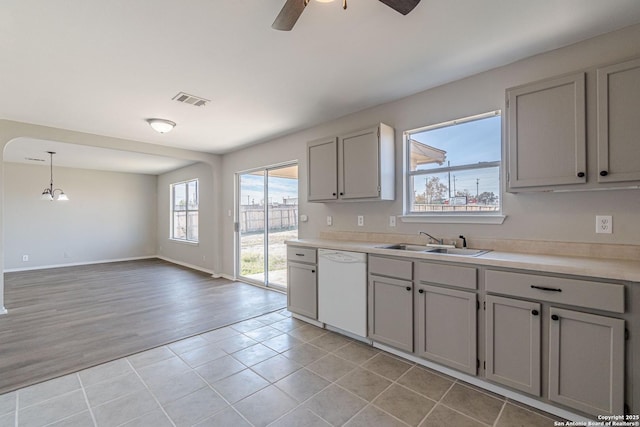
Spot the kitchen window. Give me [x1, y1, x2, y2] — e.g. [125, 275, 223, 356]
[404, 111, 503, 223]
[171, 179, 199, 243]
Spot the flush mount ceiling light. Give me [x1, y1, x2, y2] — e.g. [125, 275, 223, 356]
[40, 151, 69, 201]
[147, 118, 176, 134]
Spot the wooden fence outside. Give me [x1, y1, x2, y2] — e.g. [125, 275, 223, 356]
[239, 205, 298, 233]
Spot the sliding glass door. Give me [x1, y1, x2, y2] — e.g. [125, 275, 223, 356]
[237, 162, 298, 289]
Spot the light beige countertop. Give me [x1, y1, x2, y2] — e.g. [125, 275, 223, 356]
[286, 238, 640, 283]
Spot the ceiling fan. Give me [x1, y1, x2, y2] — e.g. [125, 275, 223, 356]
[272, 0, 421, 31]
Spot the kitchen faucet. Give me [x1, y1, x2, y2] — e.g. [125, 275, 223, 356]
[419, 231, 443, 245]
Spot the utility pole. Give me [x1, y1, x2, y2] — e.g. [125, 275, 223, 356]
[476, 178, 479, 199]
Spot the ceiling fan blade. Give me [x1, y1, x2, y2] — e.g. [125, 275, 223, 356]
[272, 0, 307, 31]
[378, 0, 421, 15]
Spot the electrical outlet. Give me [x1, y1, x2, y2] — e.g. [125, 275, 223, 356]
[357, 215, 364, 227]
[327, 216, 333, 226]
[389, 215, 396, 227]
[22, 255, 29, 262]
[596, 215, 613, 234]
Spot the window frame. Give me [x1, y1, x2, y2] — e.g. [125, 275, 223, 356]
[170, 178, 199, 243]
[402, 111, 505, 224]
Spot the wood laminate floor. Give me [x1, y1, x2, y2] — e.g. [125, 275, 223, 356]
[0, 258, 286, 395]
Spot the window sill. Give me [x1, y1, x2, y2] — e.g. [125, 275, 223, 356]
[399, 214, 506, 225]
[169, 238, 199, 246]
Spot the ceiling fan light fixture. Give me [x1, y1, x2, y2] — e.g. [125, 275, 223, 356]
[147, 118, 176, 134]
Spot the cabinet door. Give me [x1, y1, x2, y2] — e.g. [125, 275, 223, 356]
[485, 295, 541, 395]
[287, 262, 317, 319]
[368, 275, 413, 352]
[339, 127, 380, 199]
[507, 73, 586, 189]
[415, 284, 477, 375]
[597, 58, 640, 183]
[307, 137, 338, 201]
[548, 308, 624, 416]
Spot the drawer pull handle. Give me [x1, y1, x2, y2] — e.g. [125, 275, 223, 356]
[551, 314, 559, 321]
[531, 285, 562, 292]
[531, 309, 539, 316]
[311, 270, 316, 273]
[405, 286, 411, 291]
[295, 253, 305, 256]
[418, 289, 424, 294]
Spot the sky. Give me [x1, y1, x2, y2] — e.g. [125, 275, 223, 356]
[240, 174, 298, 205]
[410, 114, 502, 197]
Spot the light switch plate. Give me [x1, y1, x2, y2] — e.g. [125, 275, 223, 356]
[596, 215, 612, 234]
[389, 215, 396, 227]
[327, 216, 333, 226]
[357, 215, 364, 227]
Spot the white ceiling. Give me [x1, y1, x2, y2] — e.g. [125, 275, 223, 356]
[3, 138, 194, 175]
[2, 0, 640, 156]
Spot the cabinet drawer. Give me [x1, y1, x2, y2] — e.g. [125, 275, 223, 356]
[369, 255, 412, 280]
[485, 270, 624, 313]
[287, 246, 317, 263]
[416, 262, 477, 290]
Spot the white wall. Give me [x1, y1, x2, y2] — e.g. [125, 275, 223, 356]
[220, 24, 640, 276]
[157, 162, 217, 273]
[3, 162, 157, 270]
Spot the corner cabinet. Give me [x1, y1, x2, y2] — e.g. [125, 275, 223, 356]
[596, 58, 640, 184]
[307, 123, 395, 202]
[506, 72, 586, 190]
[286, 246, 317, 319]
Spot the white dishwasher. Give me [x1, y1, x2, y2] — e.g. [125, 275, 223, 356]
[318, 249, 367, 338]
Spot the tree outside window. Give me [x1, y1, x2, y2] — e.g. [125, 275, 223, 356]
[406, 111, 501, 214]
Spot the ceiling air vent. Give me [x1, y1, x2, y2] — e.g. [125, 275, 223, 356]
[172, 92, 210, 107]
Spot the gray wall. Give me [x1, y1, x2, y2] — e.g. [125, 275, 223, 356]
[157, 162, 217, 273]
[220, 24, 640, 276]
[3, 162, 157, 270]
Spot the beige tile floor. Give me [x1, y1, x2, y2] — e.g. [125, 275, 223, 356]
[0, 309, 563, 427]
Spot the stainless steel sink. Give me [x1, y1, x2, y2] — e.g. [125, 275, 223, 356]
[377, 244, 490, 257]
[376, 243, 430, 252]
[425, 247, 490, 257]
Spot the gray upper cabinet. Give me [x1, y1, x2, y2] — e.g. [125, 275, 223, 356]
[307, 137, 338, 201]
[597, 58, 640, 184]
[485, 295, 541, 396]
[548, 308, 624, 416]
[507, 72, 586, 190]
[307, 124, 395, 202]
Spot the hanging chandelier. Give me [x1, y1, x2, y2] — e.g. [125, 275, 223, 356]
[40, 151, 69, 201]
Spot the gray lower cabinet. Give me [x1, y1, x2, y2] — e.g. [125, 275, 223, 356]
[485, 295, 541, 395]
[368, 275, 413, 352]
[548, 307, 625, 416]
[287, 246, 317, 319]
[415, 284, 477, 375]
[368, 255, 413, 352]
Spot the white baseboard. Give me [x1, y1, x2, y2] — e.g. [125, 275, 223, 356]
[3, 256, 157, 273]
[156, 256, 216, 276]
[0, 307, 7, 315]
